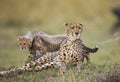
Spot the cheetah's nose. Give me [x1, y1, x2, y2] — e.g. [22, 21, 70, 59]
[75, 32, 79, 35]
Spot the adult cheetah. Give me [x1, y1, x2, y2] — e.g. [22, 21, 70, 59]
[22, 22, 85, 72]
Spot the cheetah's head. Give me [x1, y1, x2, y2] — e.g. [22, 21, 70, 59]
[64, 22, 83, 41]
[17, 36, 32, 50]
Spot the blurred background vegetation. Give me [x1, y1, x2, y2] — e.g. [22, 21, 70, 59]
[0, 0, 120, 81]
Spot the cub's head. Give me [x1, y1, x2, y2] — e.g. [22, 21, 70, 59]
[64, 22, 83, 41]
[17, 36, 32, 50]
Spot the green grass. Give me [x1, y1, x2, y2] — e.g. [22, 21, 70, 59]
[0, 63, 120, 82]
[0, 0, 120, 82]
[0, 23, 119, 82]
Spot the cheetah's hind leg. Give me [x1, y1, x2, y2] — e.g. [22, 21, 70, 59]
[76, 61, 83, 72]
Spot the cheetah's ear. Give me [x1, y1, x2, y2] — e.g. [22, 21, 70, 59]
[79, 23, 83, 27]
[64, 23, 69, 27]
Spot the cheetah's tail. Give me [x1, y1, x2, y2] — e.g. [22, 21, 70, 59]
[83, 44, 99, 53]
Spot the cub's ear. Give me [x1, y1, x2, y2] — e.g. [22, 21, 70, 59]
[17, 36, 22, 41]
[64, 23, 69, 27]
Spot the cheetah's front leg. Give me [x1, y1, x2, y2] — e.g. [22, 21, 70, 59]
[24, 49, 36, 64]
[34, 41, 47, 58]
[38, 46, 47, 56]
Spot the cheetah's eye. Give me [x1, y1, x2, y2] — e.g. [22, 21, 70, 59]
[71, 27, 74, 29]
[78, 26, 81, 29]
[24, 43, 26, 45]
